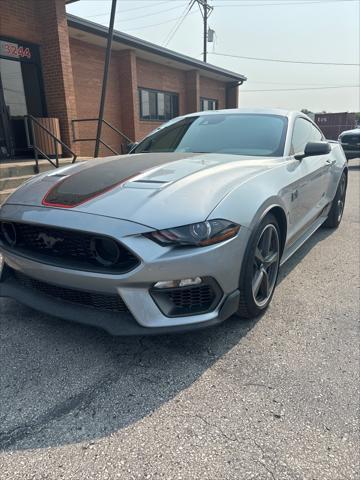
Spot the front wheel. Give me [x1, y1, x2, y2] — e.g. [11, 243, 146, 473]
[237, 214, 281, 319]
[322, 171, 347, 229]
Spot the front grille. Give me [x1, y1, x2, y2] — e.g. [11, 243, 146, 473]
[13, 270, 129, 313]
[341, 135, 360, 147]
[0, 222, 139, 274]
[150, 278, 222, 317]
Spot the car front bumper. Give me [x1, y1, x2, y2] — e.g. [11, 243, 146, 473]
[0, 205, 251, 335]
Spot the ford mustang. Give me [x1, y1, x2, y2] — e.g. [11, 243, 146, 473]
[0, 108, 348, 335]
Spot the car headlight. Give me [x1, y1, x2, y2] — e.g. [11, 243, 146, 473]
[145, 219, 240, 247]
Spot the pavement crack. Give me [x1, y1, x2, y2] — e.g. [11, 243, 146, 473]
[189, 413, 239, 442]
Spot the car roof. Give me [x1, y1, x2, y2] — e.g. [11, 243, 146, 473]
[339, 128, 360, 137]
[184, 107, 293, 118]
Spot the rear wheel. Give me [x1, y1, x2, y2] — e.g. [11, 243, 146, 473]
[322, 172, 347, 229]
[237, 214, 281, 319]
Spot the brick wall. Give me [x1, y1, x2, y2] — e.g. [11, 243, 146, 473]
[136, 58, 188, 140]
[0, 0, 42, 44]
[38, 0, 77, 151]
[69, 38, 124, 157]
[118, 50, 138, 143]
[199, 76, 226, 110]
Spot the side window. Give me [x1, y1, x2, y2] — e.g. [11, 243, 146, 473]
[139, 88, 179, 121]
[200, 98, 218, 111]
[291, 118, 323, 154]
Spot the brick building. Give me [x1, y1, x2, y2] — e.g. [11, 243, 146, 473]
[314, 112, 357, 140]
[0, 0, 246, 160]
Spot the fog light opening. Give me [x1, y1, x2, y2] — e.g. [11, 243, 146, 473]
[90, 237, 120, 267]
[154, 277, 203, 289]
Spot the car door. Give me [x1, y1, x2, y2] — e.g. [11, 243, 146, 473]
[288, 117, 330, 241]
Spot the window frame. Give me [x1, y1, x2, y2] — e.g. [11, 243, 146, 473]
[138, 87, 179, 122]
[290, 116, 325, 155]
[200, 97, 218, 111]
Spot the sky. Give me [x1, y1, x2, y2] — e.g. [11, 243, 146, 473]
[66, 0, 360, 113]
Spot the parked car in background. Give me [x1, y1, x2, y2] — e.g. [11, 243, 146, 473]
[338, 128, 360, 160]
[0, 109, 348, 335]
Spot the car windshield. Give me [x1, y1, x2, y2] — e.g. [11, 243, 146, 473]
[132, 113, 288, 157]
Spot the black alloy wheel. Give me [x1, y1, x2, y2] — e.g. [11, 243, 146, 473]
[237, 213, 281, 319]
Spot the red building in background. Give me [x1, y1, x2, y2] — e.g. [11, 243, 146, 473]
[0, 0, 246, 160]
[315, 112, 357, 140]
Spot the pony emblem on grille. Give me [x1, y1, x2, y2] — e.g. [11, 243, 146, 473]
[37, 232, 64, 249]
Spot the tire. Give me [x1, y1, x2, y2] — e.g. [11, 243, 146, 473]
[322, 171, 347, 229]
[237, 213, 281, 319]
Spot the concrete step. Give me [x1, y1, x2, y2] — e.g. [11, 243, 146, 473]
[0, 158, 75, 178]
[0, 175, 33, 191]
[0, 188, 16, 204]
[0, 157, 92, 205]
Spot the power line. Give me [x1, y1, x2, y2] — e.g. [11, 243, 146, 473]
[241, 85, 360, 92]
[87, 3, 187, 22]
[125, 11, 198, 32]
[85, 1, 168, 18]
[209, 52, 359, 66]
[249, 80, 355, 85]
[120, 4, 188, 23]
[87, 1, 165, 17]
[163, 1, 195, 47]
[213, 0, 356, 6]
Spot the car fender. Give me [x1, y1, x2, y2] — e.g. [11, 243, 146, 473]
[208, 177, 288, 232]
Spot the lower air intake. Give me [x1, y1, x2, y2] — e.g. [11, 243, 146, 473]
[150, 277, 222, 317]
[13, 270, 129, 313]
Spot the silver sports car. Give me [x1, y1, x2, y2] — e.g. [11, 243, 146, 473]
[0, 108, 347, 335]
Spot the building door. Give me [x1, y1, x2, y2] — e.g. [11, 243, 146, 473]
[0, 38, 46, 160]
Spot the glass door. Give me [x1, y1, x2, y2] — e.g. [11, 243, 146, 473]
[0, 57, 29, 156]
[0, 39, 46, 159]
[0, 74, 13, 159]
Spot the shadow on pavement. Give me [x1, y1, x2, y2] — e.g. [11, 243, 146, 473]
[0, 224, 335, 453]
[0, 297, 262, 452]
[278, 226, 334, 284]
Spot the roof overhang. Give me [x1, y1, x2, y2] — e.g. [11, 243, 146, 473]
[67, 14, 247, 84]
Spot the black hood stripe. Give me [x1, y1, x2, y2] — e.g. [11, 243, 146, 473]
[42, 155, 175, 208]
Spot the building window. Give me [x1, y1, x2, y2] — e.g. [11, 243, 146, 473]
[139, 88, 179, 121]
[200, 97, 218, 111]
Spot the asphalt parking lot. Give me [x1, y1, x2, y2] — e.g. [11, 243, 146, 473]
[0, 160, 359, 480]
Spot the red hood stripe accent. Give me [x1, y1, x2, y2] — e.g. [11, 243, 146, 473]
[42, 173, 139, 208]
[41, 155, 181, 208]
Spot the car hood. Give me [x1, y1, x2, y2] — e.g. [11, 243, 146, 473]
[5, 153, 281, 229]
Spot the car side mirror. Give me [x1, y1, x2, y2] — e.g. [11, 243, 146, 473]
[295, 141, 331, 160]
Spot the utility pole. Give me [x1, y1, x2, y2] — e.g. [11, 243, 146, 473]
[94, 0, 117, 158]
[203, 0, 208, 62]
[195, 0, 213, 62]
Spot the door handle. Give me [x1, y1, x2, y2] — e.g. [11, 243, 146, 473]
[325, 159, 335, 166]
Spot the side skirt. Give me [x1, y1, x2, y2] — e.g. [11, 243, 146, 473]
[280, 215, 327, 266]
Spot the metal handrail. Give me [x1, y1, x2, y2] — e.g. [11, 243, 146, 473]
[25, 115, 77, 173]
[71, 118, 133, 156]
